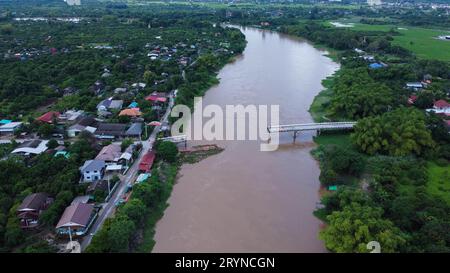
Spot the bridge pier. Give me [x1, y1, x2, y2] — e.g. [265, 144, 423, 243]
[293, 131, 298, 143]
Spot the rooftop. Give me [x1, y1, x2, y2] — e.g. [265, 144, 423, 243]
[56, 202, 94, 229]
[17, 193, 50, 211]
[80, 159, 105, 173]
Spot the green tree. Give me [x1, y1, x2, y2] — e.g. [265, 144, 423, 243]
[106, 215, 135, 253]
[47, 139, 59, 150]
[320, 203, 406, 253]
[37, 123, 54, 138]
[156, 141, 178, 163]
[120, 199, 147, 226]
[351, 107, 435, 156]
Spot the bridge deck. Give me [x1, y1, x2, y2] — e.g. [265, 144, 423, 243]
[268, 122, 356, 133]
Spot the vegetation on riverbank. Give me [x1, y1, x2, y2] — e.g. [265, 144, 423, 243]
[303, 24, 450, 252]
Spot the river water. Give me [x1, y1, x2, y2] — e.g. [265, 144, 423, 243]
[152, 27, 339, 252]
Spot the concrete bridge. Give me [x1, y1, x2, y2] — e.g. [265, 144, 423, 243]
[267, 121, 356, 142]
[158, 135, 188, 147]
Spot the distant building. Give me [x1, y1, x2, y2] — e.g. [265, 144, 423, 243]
[11, 140, 49, 156]
[36, 111, 60, 124]
[0, 122, 22, 135]
[58, 110, 85, 124]
[367, 0, 382, 6]
[369, 62, 387, 69]
[94, 123, 127, 140]
[119, 108, 142, 117]
[125, 123, 143, 139]
[67, 116, 98, 137]
[65, 0, 81, 6]
[405, 82, 424, 91]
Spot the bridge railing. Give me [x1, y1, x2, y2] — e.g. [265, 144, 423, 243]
[267, 122, 356, 133]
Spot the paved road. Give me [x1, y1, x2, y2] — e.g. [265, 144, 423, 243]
[79, 91, 175, 252]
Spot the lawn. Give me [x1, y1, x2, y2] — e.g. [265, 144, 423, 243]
[313, 132, 353, 148]
[426, 161, 450, 205]
[328, 21, 450, 61]
[309, 75, 335, 122]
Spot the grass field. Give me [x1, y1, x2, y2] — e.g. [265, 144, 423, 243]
[309, 75, 335, 122]
[328, 21, 450, 61]
[426, 161, 450, 205]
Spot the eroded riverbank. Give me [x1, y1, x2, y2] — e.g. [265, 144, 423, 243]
[152, 27, 339, 252]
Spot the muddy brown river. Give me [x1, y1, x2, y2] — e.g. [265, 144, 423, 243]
[152, 26, 339, 252]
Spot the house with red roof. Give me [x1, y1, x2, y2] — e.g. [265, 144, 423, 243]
[139, 151, 156, 172]
[433, 99, 450, 111]
[426, 99, 450, 115]
[36, 111, 60, 124]
[408, 95, 417, 105]
[145, 92, 167, 103]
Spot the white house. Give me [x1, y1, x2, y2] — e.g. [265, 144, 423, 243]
[0, 122, 22, 135]
[79, 160, 106, 183]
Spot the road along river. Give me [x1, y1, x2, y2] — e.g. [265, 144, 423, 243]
[153, 26, 339, 252]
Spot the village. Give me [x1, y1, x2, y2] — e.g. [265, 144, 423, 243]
[0, 7, 247, 252]
[1, 85, 178, 251]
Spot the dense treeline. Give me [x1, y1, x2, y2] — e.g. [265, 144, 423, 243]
[0, 8, 245, 119]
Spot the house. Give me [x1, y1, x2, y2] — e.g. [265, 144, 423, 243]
[97, 98, 123, 112]
[11, 140, 49, 156]
[0, 121, 22, 135]
[114, 87, 128, 94]
[430, 99, 450, 115]
[131, 83, 146, 90]
[145, 92, 167, 103]
[128, 101, 138, 108]
[80, 160, 106, 183]
[0, 119, 12, 125]
[139, 151, 156, 172]
[119, 108, 142, 117]
[369, 62, 387, 69]
[405, 82, 424, 91]
[94, 123, 127, 139]
[91, 80, 105, 95]
[70, 195, 92, 206]
[62, 87, 79, 97]
[17, 193, 53, 229]
[54, 150, 70, 159]
[67, 116, 98, 137]
[36, 111, 60, 124]
[125, 123, 142, 139]
[362, 55, 375, 62]
[58, 110, 85, 124]
[95, 144, 122, 163]
[433, 99, 450, 111]
[55, 202, 96, 237]
[408, 95, 418, 105]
